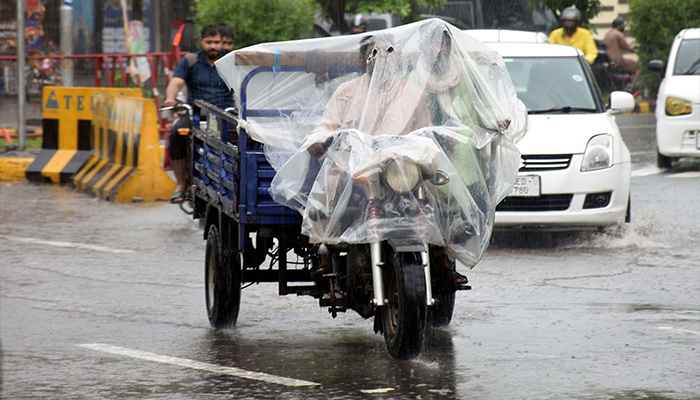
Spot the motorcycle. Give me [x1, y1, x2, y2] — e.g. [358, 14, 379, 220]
[593, 39, 634, 93]
[160, 103, 195, 215]
[310, 130, 473, 358]
[160, 102, 238, 215]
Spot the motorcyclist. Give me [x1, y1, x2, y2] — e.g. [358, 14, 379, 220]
[548, 7, 598, 64]
[163, 24, 233, 204]
[603, 17, 639, 91]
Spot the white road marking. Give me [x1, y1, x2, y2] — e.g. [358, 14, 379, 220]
[360, 388, 395, 394]
[658, 326, 700, 336]
[0, 235, 134, 254]
[668, 171, 700, 179]
[79, 343, 319, 387]
[631, 168, 700, 179]
[631, 166, 661, 177]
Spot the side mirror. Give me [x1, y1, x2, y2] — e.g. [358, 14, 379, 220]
[648, 60, 665, 74]
[609, 91, 635, 114]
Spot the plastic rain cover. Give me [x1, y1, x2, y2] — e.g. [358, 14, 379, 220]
[216, 19, 528, 267]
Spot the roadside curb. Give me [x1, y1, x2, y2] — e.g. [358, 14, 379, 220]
[0, 157, 34, 181]
[620, 100, 653, 116]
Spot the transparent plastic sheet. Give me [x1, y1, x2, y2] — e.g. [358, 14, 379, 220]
[215, 19, 528, 267]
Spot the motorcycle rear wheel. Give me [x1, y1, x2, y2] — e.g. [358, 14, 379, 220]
[382, 250, 427, 360]
[205, 225, 241, 328]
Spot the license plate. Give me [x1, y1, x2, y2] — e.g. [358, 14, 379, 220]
[510, 175, 540, 197]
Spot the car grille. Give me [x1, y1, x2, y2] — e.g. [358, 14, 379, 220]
[496, 194, 573, 212]
[520, 154, 572, 171]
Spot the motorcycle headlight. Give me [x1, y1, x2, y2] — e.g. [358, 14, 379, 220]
[665, 96, 692, 116]
[384, 158, 421, 193]
[581, 134, 613, 172]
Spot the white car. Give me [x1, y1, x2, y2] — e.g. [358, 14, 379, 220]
[466, 30, 635, 229]
[648, 28, 700, 168]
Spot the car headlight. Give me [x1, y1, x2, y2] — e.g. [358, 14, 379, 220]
[665, 96, 692, 116]
[581, 134, 613, 172]
[384, 158, 421, 193]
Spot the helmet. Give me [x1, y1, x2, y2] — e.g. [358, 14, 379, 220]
[612, 17, 625, 28]
[560, 7, 582, 22]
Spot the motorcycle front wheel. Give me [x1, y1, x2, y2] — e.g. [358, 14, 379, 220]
[381, 249, 427, 360]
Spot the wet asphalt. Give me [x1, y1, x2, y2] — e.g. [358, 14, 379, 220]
[1, 114, 699, 399]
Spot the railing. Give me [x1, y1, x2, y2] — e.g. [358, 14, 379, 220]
[0, 47, 185, 134]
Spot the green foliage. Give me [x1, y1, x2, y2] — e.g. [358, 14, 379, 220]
[348, 0, 446, 20]
[319, 0, 447, 31]
[529, 0, 601, 30]
[111, 70, 153, 98]
[113, 70, 138, 88]
[193, 0, 318, 48]
[628, 0, 700, 95]
[1, 136, 42, 148]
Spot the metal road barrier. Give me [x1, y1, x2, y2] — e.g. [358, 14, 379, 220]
[71, 91, 174, 202]
[25, 86, 143, 184]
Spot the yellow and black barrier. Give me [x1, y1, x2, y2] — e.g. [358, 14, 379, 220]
[72, 91, 174, 202]
[25, 86, 143, 184]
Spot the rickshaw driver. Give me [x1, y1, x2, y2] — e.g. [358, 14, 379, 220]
[303, 34, 432, 214]
[163, 24, 234, 204]
[306, 34, 431, 158]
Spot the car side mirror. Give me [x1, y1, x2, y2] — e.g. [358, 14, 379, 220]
[648, 60, 665, 74]
[609, 91, 635, 114]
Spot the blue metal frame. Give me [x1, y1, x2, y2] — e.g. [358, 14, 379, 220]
[193, 62, 365, 251]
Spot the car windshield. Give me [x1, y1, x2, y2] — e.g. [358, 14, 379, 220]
[673, 38, 700, 75]
[502, 56, 597, 113]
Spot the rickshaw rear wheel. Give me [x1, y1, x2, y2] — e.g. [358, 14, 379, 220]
[428, 257, 456, 328]
[382, 250, 427, 360]
[205, 225, 241, 328]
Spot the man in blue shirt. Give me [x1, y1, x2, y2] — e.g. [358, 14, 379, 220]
[163, 24, 233, 203]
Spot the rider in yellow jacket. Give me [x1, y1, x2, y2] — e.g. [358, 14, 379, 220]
[548, 7, 598, 64]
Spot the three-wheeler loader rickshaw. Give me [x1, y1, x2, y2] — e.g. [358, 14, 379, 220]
[189, 19, 527, 359]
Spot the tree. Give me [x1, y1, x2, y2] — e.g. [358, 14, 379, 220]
[318, 0, 447, 34]
[628, 0, 700, 96]
[193, 0, 317, 49]
[529, 0, 601, 30]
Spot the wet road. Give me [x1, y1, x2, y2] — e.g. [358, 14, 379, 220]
[1, 116, 699, 399]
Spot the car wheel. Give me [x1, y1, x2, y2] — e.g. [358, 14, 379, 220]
[657, 150, 676, 169]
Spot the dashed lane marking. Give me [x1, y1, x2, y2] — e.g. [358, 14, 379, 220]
[78, 343, 320, 387]
[0, 234, 135, 254]
[658, 327, 700, 336]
